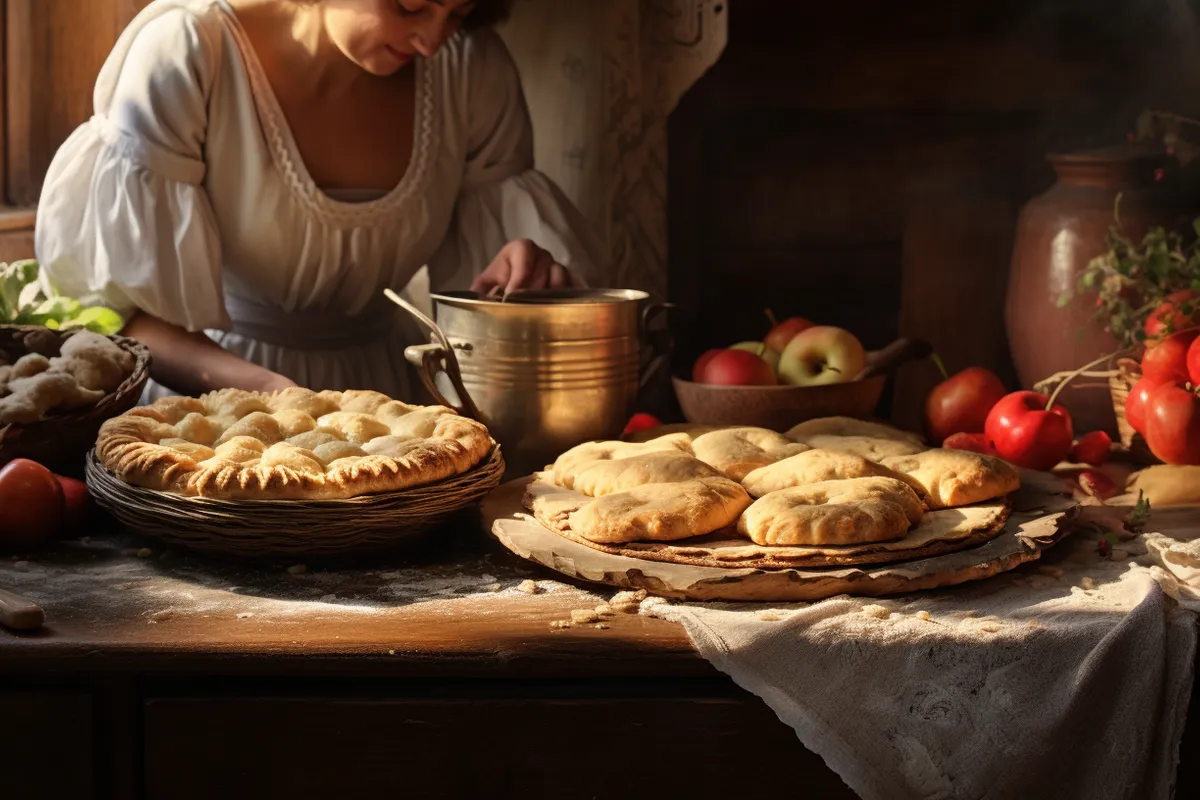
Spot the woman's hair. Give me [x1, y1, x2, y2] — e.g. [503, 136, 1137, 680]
[462, 0, 514, 29]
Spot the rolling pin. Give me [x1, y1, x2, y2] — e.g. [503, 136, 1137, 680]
[0, 586, 44, 631]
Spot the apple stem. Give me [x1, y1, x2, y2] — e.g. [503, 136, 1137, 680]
[1044, 349, 1130, 411]
[929, 352, 950, 381]
[825, 365, 843, 374]
[765, 308, 779, 329]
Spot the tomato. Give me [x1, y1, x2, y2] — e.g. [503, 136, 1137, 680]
[1125, 376, 1162, 435]
[1141, 331, 1198, 384]
[622, 413, 663, 436]
[984, 391, 1074, 471]
[924, 367, 1008, 444]
[1145, 290, 1200, 338]
[1070, 431, 1112, 465]
[941, 432, 997, 455]
[0, 459, 64, 553]
[1188, 334, 1200, 387]
[1144, 383, 1200, 465]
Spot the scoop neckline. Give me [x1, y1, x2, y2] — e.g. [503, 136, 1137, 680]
[214, 0, 435, 225]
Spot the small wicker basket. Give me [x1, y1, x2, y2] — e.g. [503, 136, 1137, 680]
[85, 445, 506, 558]
[0, 325, 151, 473]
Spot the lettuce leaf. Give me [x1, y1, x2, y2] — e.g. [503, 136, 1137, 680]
[0, 259, 124, 335]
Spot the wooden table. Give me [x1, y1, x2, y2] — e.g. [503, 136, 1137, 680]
[5, 511, 1199, 800]
[0, 515, 856, 800]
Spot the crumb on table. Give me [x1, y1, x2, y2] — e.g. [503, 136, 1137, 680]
[516, 579, 540, 595]
[861, 604, 890, 620]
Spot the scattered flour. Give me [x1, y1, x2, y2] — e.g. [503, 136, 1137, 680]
[0, 534, 585, 625]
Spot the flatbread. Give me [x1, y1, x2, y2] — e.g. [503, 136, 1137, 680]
[801, 434, 927, 462]
[522, 479, 1010, 569]
[741, 448, 907, 498]
[736, 477, 925, 546]
[690, 427, 811, 481]
[530, 476, 752, 544]
[622, 423, 726, 443]
[787, 416, 925, 446]
[572, 451, 724, 497]
[881, 448, 1020, 509]
[550, 433, 693, 489]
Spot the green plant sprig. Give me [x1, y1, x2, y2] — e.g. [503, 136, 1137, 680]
[1060, 196, 1200, 351]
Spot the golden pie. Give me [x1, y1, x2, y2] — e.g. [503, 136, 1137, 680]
[95, 387, 493, 500]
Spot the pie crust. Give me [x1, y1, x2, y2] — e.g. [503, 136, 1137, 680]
[95, 387, 494, 500]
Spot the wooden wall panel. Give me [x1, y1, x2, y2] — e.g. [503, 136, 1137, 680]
[5, 0, 126, 206]
[668, 0, 1200, 423]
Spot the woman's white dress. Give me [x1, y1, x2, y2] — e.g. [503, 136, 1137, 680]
[34, 0, 604, 401]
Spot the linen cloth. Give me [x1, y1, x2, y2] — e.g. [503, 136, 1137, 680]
[643, 502, 1200, 800]
[34, 0, 604, 400]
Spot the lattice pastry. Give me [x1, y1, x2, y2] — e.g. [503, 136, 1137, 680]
[95, 388, 494, 500]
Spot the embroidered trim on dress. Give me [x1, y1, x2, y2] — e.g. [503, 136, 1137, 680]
[216, 0, 438, 229]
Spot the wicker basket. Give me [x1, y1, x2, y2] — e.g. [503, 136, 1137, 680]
[84, 445, 506, 558]
[0, 325, 151, 473]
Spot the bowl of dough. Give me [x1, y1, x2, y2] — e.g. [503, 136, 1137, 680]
[0, 325, 151, 472]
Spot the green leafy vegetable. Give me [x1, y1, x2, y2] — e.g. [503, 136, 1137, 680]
[1062, 196, 1200, 350]
[0, 259, 124, 335]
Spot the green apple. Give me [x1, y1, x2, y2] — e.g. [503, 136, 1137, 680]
[777, 326, 866, 386]
[730, 341, 781, 371]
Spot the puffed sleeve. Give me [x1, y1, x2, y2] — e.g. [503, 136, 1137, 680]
[428, 29, 607, 292]
[34, 5, 230, 332]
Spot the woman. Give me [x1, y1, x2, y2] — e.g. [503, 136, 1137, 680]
[34, 0, 604, 401]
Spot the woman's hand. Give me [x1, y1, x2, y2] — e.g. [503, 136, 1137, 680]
[249, 371, 299, 393]
[470, 239, 572, 297]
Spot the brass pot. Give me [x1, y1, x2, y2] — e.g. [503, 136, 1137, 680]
[396, 289, 670, 475]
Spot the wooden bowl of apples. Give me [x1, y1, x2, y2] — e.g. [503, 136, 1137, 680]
[674, 319, 931, 432]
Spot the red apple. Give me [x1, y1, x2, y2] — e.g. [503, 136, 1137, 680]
[1070, 431, 1112, 465]
[777, 326, 866, 386]
[924, 367, 1008, 443]
[1125, 376, 1162, 436]
[1145, 289, 1200, 338]
[692, 349, 721, 382]
[942, 432, 997, 455]
[764, 317, 816, 353]
[696, 349, 777, 386]
[1188, 335, 1200, 386]
[1141, 331, 1198, 384]
[622, 413, 663, 436]
[1144, 382, 1200, 465]
[984, 391, 1074, 471]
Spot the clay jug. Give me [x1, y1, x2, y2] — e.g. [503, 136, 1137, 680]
[1005, 146, 1188, 436]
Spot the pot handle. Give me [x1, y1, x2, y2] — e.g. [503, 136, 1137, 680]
[639, 302, 677, 390]
[853, 337, 933, 382]
[384, 288, 485, 421]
